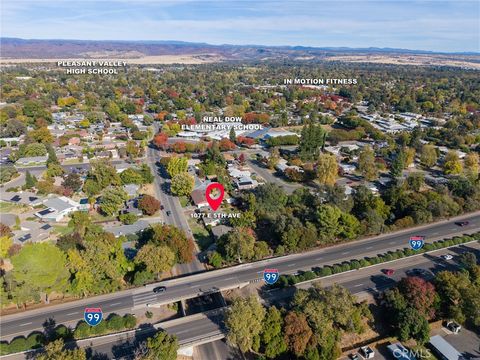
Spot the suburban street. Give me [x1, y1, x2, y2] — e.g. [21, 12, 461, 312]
[1, 212, 479, 341]
[146, 142, 205, 275]
[3, 241, 478, 360]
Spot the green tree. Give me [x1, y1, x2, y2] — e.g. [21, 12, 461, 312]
[225, 295, 266, 353]
[316, 205, 342, 241]
[46, 163, 65, 178]
[229, 127, 236, 142]
[99, 187, 128, 216]
[166, 156, 188, 178]
[68, 211, 91, 237]
[11, 243, 69, 301]
[391, 150, 406, 178]
[24, 170, 37, 189]
[144, 331, 178, 360]
[443, 150, 463, 175]
[261, 306, 287, 359]
[62, 173, 82, 192]
[358, 145, 378, 181]
[83, 160, 121, 196]
[420, 144, 438, 167]
[0, 236, 13, 258]
[136, 244, 175, 277]
[36, 339, 86, 360]
[171, 173, 194, 196]
[23, 142, 47, 157]
[222, 227, 256, 262]
[317, 153, 338, 186]
[299, 123, 326, 161]
[464, 152, 479, 179]
[46, 145, 59, 166]
[120, 168, 144, 185]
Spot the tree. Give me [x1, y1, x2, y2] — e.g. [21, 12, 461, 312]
[136, 244, 175, 277]
[299, 123, 326, 160]
[120, 168, 144, 185]
[46, 145, 59, 165]
[398, 276, 437, 319]
[464, 152, 479, 179]
[404, 147, 416, 168]
[391, 150, 406, 178]
[36, 339, 86, 360]
[23, 142, 47, 157]
[27, 127, 54, 144]
[0, 223, 12, 237]
[126, 140, 140, 159]
[24, 170, 37, 189]
[11, 243, 69, 300]
[225, 295, 266, 353]
[284, 311, 313, 356]
[316, 205, 342, 241]
[261, 306, 287, 359]
[150, 224, 194, 263]
[83, 160, 121, 196]
[317, 153, 338, 186]
[138, 195, 161, 215]
[100, 187, 128, 216]
[153, 132, 169, 149]
[420, 144, 438, 167]
[229, 127, 236, 142]
[46, 163, 65, 178]
[119, 213, 138, 225]
[143, 331, 178, 360]
[166, 156, 188, 178]
[0, 235, 13, 258]
[0, 166, 18, 184]
[171, 173, 194, 196]
[443, 150, 463, 175]
[68, 211, 91, 237]
[267, 147, 280, 170]
[223, 227, 256, 262]
[62, 173, 82, 192]
[358, 145, 378, 181]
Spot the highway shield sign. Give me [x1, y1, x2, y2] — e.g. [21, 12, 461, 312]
[84, 307, 103, 326]
[409, 236, 425, 251]
[263, 269, 279, 285]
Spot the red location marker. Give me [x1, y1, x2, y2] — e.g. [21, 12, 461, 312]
[205, 182, 225, 211]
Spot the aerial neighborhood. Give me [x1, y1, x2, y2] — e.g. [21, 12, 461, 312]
[0, 61, 479, 359]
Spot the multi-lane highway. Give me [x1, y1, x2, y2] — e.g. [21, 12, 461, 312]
[1, 212, 479, 341]
[3, 242, 477, 360]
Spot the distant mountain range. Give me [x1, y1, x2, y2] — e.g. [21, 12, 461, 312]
[1, 37, 478, 60]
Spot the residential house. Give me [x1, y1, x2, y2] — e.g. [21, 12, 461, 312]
[16, 156, 48, 166]
[35, 196, 83, 222]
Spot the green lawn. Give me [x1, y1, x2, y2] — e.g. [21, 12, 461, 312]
[179, 196, 190, 207]
[0, 201, 27, 213]
[52, 225, 74, 236]
[188, 217, 213, 251]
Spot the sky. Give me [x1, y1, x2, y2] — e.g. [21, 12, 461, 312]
[1, 0, 479, 53]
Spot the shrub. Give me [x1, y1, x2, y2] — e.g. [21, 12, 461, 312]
[119, 213, 138, 225]
[74, 322, 90, 339]
[341, 263, 351, 272]
[145, 311, 153, 319]
[123, 314, 137, 329]
[351, 260, 361, 270]
[8, 338, 27, 353]
[332, 265, 342, 274]
[359, 259, 370, 267]
[107, 314, 124, 331]
[319, 267, 332, 276]
[302, 271, 316, 281]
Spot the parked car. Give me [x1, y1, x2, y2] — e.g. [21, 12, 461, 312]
[166, 210, 171, 216]
[446, 321, 461, 334]
[442, 254, 454, 260]
[153, 286, 167, 294]
[455, 221, 469, 226]
[360, 346, 375, 359]
[349, 353, 361, 360]
[383, 269, 395, 276]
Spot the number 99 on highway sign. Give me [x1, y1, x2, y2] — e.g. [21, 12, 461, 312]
[84, 307, 103, 326]
[263, 269, 279, 285]
[409, 236, 425, 251]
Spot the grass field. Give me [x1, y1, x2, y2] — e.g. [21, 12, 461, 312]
[188, 217, 213, 251]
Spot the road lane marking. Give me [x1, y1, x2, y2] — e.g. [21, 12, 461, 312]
[342, 251, 349, 255]
[287, 263, 296, 267]
[66, 312, 79, 316]
[175, 329, 189, 335]
[109, 302, 122, 306]
[19, 322, 32, 326]
[354, 283, 364, 287]
[366, 246, 373, 249]
[315, 257, 323, 261]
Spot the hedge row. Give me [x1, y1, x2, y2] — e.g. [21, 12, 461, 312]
[275, 233, 480, 288]
[0, 313, 137, 355]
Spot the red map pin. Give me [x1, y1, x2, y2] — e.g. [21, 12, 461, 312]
[205, 183, 225, 211]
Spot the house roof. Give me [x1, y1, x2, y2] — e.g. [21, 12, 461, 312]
[211, 225, 232, 239]
[428, 336, 462, 360]
[105, 220, 150, 237]
[44, 197, 78, 212]
[191, 189, 208, 205]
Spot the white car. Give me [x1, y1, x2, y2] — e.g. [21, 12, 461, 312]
[442, 254, 453, 260]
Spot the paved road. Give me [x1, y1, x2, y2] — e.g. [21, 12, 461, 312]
[2, 212, 480, 340]
[5, 242, 478, 360]
[14, 160, 127, 173]
[146, 144, 204, 275]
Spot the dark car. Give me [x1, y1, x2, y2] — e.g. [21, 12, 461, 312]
[455, 221, 469, 226]
[153, 286, 166, 294]
[166, 210, 171, 216]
